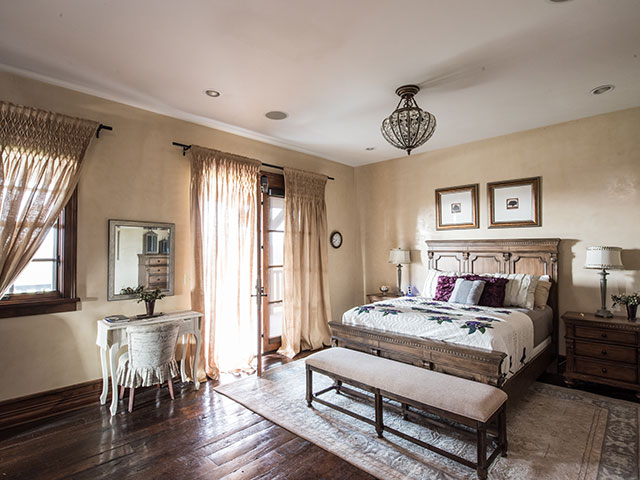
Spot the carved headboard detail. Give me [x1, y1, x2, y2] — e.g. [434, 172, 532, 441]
[425, 238, 561, 354]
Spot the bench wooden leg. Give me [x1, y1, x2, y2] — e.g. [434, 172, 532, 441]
[334, 379, 342, 394]
[374, 388, 384, 438]
[498, 404, 508, 457]
[401, 402, 409, 420]
[306, 365, 313, 407]
[476, 422, 488, 480]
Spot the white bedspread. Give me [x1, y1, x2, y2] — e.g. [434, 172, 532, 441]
[341, 296, 534, 379]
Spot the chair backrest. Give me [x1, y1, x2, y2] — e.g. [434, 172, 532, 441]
[126, 322, 181, 369]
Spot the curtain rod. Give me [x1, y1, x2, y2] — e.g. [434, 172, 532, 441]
[96, 124, 113, 138]
[172, 142, 335, 181]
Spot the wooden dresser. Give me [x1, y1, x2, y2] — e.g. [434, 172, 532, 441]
[138, 253, 169, 290]
[563, 311, 640, 398]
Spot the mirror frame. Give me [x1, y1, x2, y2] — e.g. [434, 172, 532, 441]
[107, 219, 176, 301]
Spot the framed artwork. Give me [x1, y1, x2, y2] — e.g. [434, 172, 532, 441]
[435, 184, 479, 230]
[488, 176, 541, 228]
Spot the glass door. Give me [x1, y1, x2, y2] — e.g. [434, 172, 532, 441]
[260, 173, 285, 353]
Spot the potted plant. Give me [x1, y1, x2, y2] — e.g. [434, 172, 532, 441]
[611, 292, 640, 320]
[120, 285, 166, 317]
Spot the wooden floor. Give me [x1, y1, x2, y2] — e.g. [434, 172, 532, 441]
[0, 353, 374, 480]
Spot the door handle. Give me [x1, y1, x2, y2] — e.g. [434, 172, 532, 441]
[251, 286, 268, 298]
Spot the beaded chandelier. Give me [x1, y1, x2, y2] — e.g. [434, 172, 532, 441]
[381, 85, 436, 155]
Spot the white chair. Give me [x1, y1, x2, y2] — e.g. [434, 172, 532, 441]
[116, 321, 181, 413]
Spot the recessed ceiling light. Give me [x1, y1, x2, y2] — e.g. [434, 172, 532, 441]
[546, 0, 572, 3]
[365, 147, 375, 151]
[204, 89, 221, 98]
[265, 111, 288, 120]
[590, 84, 615, 95]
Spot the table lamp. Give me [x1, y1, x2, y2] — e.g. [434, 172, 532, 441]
[389, 248, 411, 295]
[584, 246, 623, 317]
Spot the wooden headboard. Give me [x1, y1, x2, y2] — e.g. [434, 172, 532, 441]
[425, 238, 560, 354]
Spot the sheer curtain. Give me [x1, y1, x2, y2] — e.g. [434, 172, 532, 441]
[278, 167, 332, 358]
[190, 146, 260, 379]
[0, 102, 97, 296]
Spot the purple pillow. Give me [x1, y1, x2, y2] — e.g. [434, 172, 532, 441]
[463, 275, 508, 307]
[434, 276, 459, 301]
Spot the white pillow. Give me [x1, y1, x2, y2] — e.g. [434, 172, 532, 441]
[490, 273, 539, 310]
[422, 269, 457, 298]
[534, 275, 552, 308]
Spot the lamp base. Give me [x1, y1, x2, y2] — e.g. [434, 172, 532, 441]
[595, 308, 614, 318]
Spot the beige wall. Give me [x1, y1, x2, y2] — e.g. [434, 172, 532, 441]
[0, 71, 363, 401]
[355, 107, 640, 353]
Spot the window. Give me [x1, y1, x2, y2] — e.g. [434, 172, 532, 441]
[0, 190, 79, 318]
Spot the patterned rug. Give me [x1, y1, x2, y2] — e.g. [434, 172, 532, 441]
[215, 360, 639, 480]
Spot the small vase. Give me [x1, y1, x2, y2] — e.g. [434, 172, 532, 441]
[145, 300, 155, 317]
[627, 304, 638, 321]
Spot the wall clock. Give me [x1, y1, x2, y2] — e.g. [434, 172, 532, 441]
[330, 231, 343, 249]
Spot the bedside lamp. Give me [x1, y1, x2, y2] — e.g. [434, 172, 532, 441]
[389, 248, 411, 296]
[585, 246, 623, 317]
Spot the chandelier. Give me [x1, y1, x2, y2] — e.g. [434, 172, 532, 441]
[381, 85, 436, 155]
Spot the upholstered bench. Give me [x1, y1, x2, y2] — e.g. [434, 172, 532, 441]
[305, 347, 508, 480]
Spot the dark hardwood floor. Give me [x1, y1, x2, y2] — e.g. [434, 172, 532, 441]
[0, 352, 374, 480]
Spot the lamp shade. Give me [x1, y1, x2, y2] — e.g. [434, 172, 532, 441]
[389, 248, 411, 265]
[584, 246, 623, 269]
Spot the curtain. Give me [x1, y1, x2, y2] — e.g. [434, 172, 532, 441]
[190, 145, 260, 379]
[0, 102, 98, 297]
[278, 167, 332, 358]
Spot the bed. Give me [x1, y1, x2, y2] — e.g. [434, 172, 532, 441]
[329, 238, 560, 400]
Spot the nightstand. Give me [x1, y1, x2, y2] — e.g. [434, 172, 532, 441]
[563, 311, 640, 398]
[366, 293, 401, 304]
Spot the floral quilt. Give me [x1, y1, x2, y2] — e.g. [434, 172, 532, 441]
[341, 296, 534, 378]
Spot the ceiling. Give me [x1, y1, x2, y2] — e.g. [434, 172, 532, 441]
[0, 0, 639, 166]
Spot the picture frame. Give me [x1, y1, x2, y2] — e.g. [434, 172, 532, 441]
[435, 184, 479, 230]
[487, 176, 541, 228]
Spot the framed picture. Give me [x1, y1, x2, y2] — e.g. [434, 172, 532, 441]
[435, 184, 479, 230]
[488, 177, 541, 228]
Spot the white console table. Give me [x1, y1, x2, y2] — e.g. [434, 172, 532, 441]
[96, 310, 203, 416]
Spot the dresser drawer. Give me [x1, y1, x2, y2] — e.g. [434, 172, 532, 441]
[146, 257, 169, 266]
[574, 326, 637, 345]
[574, 341, 637, 364]
[147, 266, 168, 275]
[574, 358, 637, 383]
[147, 275, 168, 287]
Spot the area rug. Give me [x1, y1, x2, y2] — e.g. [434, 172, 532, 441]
[215, 361, 639, 480]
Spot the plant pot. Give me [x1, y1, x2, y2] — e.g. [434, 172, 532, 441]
[627, 304, 638, 321]
[145, 300, 155, 317]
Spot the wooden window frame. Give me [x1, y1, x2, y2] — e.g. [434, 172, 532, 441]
[0, 189, 79, 318]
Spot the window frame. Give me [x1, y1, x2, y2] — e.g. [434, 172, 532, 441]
[0, 189, 79, 318]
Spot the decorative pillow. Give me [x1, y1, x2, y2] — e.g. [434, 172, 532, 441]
[534, 275, 552, 308]
[422, 269, 458, 299]
[434, 275, 459, 301]
[448, 278, 486, 305]
[491, 273, 539, 309]
[463, 275, 509, 308]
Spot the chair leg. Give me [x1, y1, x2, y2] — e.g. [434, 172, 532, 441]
[128, 387, 135, 413]
[168, 378, 175, 400]
[119, 385, 125, 400]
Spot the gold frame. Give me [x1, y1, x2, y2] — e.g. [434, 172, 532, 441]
[487, 176, 541, 228]
[435, 184, 479, 230]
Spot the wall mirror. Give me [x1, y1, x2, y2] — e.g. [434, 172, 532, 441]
[107, 220, 175, 301]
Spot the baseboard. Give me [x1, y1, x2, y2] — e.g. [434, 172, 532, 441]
[0, 378, 105, 430]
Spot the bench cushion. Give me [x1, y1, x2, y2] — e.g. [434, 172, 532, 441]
[305, 347, 507, 423]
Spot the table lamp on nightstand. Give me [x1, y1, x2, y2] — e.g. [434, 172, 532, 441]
[584, 246, 623, 318]
[389, 248, 411, 296]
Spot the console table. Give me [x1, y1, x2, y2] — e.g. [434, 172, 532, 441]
[96, 310, 203, 415]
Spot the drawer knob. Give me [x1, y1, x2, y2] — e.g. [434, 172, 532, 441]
[601, 368, 607, 374]
[601, 350, 607, 356]
[601, 333, 607, 339]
